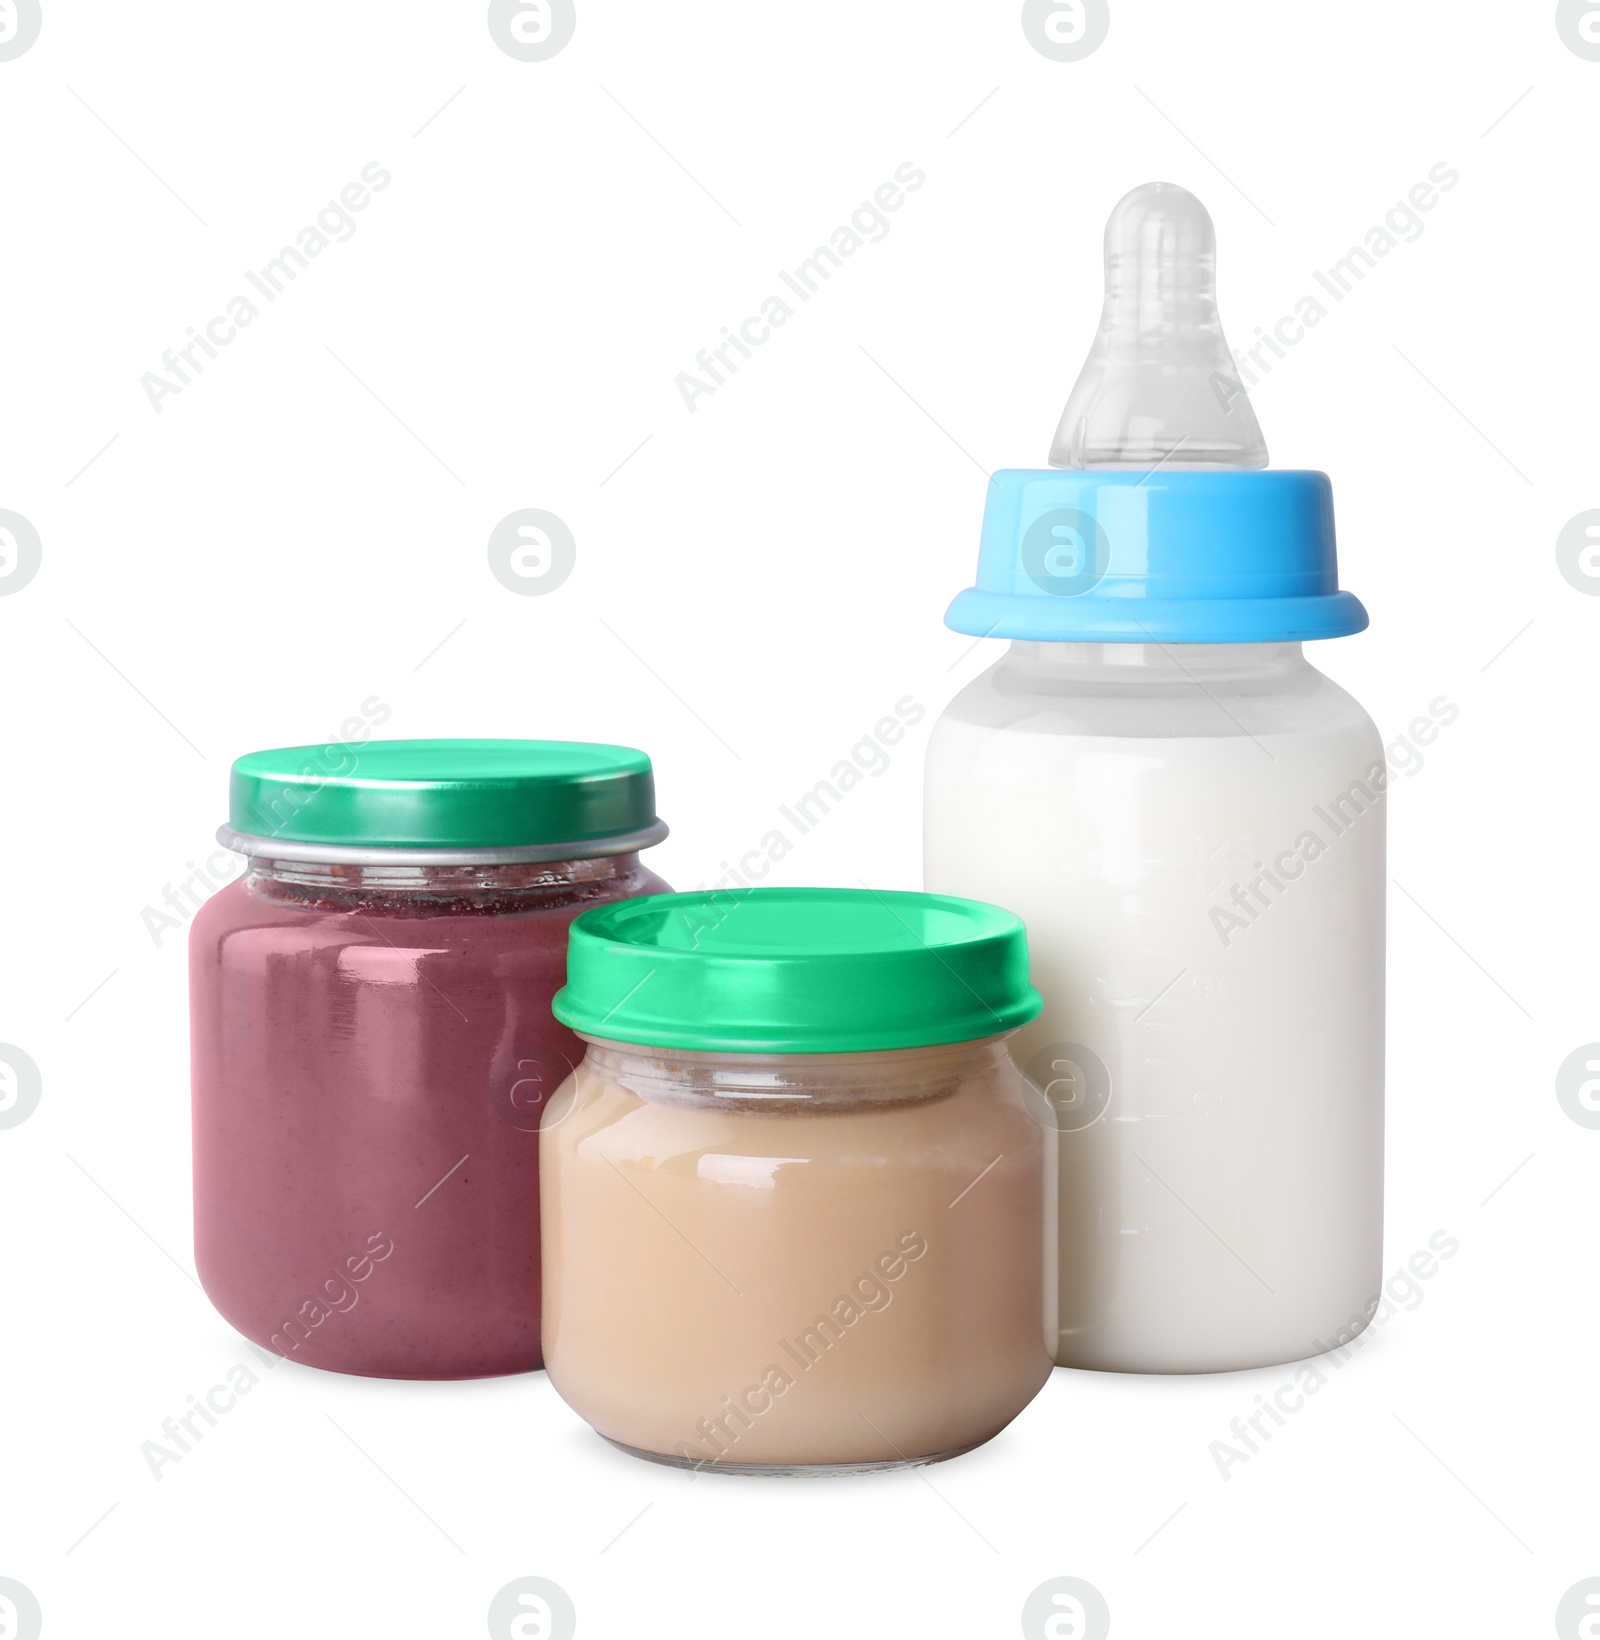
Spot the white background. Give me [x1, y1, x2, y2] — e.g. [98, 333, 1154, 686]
[1, 2, 1596, 1636]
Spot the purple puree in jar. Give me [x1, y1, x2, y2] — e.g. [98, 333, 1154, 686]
[190, 853, 669, 1379]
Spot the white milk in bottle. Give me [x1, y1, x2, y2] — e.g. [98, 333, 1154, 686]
[924, 183, 1384, 1373]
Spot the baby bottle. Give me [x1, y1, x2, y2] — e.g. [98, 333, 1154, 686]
[924, 183, 1384, 1374]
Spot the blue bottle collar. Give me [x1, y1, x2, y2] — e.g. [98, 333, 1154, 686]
[945, 470, 1368, 644]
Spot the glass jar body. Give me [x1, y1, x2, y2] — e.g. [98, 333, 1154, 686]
[540, 1036, 1055, 1473]
[925, 641, 1386, 1373]
[189, 852, 669, 1379]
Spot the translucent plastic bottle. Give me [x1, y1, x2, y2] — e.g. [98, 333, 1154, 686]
[924, 184, 1384, 1374]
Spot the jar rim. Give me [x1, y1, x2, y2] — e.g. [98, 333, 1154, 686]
[577, 1031, 1016, 1066]
[217, 819, 669, 867]
[573, 1033, 1012, 1110]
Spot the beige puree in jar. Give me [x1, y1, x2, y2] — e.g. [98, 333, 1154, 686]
[541, 1036, 1055, 1472]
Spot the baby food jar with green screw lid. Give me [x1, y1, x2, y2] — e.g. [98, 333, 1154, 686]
[540, 887, 1056, 1474]
[190, 738, 670, 1379]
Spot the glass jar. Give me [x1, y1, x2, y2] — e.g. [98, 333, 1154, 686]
[540, 887, 1055, 1473]
[189, 739, 669, 1379]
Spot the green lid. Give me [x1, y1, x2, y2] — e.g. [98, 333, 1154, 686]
[223, 738, 666, 862]
[553, 887, 1041, 1054]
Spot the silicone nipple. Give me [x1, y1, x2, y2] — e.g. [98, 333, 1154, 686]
[1049, 182, 1268, 470]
